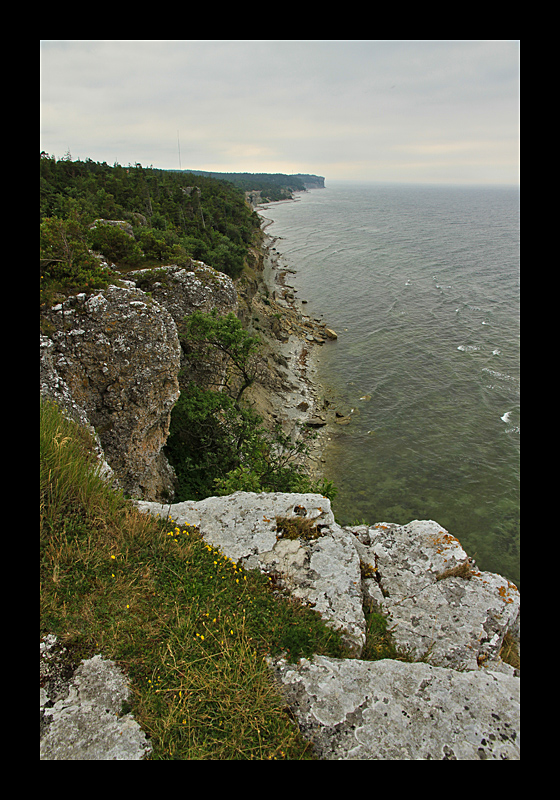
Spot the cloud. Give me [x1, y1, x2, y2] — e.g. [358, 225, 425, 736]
[40, 40, 519, 184]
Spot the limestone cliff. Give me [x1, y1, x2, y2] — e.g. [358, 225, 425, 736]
[40, 261, 238, 501]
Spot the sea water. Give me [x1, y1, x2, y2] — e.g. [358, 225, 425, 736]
[262, 182, 520, 586]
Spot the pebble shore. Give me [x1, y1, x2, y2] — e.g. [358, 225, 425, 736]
[242, 209, 340, 480]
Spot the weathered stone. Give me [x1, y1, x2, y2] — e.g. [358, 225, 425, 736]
[129, 262, 237, 322]
[136, 492, 366, 655]
[305, 416, 327, 428]
[348, 520, 520, 671]
[130, 262, 238, 393]
[135, 493, 520, 759]
[40, 639, 151, 761]
[270, 654, 520, 760]
[40, 285, 181, 500]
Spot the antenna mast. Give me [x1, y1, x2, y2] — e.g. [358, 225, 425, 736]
[177, 130, 182, 170]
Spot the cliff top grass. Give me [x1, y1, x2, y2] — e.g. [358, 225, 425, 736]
[40, 397, 349, 760]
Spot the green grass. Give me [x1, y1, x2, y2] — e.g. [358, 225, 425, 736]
[40, 397, 350, 760]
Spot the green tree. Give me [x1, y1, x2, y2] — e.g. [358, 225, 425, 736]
[166, 309, 337, 502]
[40, 211, 111, 302]
[88, 223, 144, 268]
[181, 310, 261, 403]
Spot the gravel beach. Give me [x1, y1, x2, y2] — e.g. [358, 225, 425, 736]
[240, 206, 338, 480]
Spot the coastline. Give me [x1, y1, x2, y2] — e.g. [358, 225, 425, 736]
[240, 203, 337, 480]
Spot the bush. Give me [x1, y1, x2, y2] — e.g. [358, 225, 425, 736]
[88, 223, 144, 268]
[40, 215, 113, 303]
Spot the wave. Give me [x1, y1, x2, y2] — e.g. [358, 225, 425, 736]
[457, 345, 480, 352]
[482, 367, 518, 383]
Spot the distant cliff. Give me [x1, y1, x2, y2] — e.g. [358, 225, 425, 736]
[292, 174, 325, 189]
[171, 170, 325, 200]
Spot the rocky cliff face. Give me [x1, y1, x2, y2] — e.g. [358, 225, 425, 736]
[40, 262, 238, 501]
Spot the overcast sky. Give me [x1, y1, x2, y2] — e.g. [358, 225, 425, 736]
[40, 40, 520, 185]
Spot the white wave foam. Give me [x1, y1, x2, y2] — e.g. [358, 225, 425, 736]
[482, 367, 517, 382]
[457, 345, 480, 352]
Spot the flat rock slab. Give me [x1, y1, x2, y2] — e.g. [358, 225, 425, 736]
[40, 644, 152, 761]
[137, 492, 366, 655]
[270, 654, 520, 760]
[349, 520, 520, 671]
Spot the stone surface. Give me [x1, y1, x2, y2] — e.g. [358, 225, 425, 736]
[130, 262, 240, 396]
[137, 493, 520, 759]
[40, 262, 240, 501]
[136, 491, 366, 655]
[269, 654, 520, 760]
[40, 637, 151, 761]
[349, 520, 520, 671]
[129, 261, 238, 321]
[41, 285, 181, 500]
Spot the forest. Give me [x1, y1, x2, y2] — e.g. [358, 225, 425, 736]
[40, 153, 262, 302]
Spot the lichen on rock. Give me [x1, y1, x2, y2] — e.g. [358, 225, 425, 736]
[41, 284, 181, 500]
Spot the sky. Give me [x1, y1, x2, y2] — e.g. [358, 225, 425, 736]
[40, 40, 520, 186]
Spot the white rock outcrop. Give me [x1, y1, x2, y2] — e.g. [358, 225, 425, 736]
[137, 492, 520, 760]
[351, 520, 520, 671]
[269, 655, 519, 760]
[137, 492, 366, 656]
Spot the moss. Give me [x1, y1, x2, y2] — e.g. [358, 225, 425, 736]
[499, 630, 520, 670]
[435, 561, 474, 581]
[275, 515, 325, 541]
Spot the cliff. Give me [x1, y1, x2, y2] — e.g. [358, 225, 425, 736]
[40, 202, 519, 759]
[40, 262, 238, 501]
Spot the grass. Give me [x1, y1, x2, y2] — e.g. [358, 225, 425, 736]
[275, 515, 324, 541]
[41, 397, 519, 758]
[40, 397, 349, 760]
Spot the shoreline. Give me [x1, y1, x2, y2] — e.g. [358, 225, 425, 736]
[241, 205, 338, 480]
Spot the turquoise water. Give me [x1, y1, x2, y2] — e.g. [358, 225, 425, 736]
[262, 182, 520, 585]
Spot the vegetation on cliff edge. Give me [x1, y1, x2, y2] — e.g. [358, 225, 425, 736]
[165, 309, 336, 501]
[40, 397, 348, 759]
[40, 152, 261, 304]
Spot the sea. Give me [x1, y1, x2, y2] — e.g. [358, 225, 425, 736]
[261, 181, 520, 586]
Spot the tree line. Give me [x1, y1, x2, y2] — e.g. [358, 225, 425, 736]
[40, 153, 262, 302]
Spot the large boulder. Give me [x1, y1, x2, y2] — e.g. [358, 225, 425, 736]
[349, 520, 520, 671]
[40, 636, 151, 760]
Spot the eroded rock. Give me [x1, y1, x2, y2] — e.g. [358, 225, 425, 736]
[269, 654, 520, 760]
[40, 637, 151, 761]
[349, 520, 520, 671]
[129, 262, 238, 322]
[41, 285, 181, 500]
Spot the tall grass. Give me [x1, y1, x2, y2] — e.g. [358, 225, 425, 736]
[40, 397, 349, 759]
